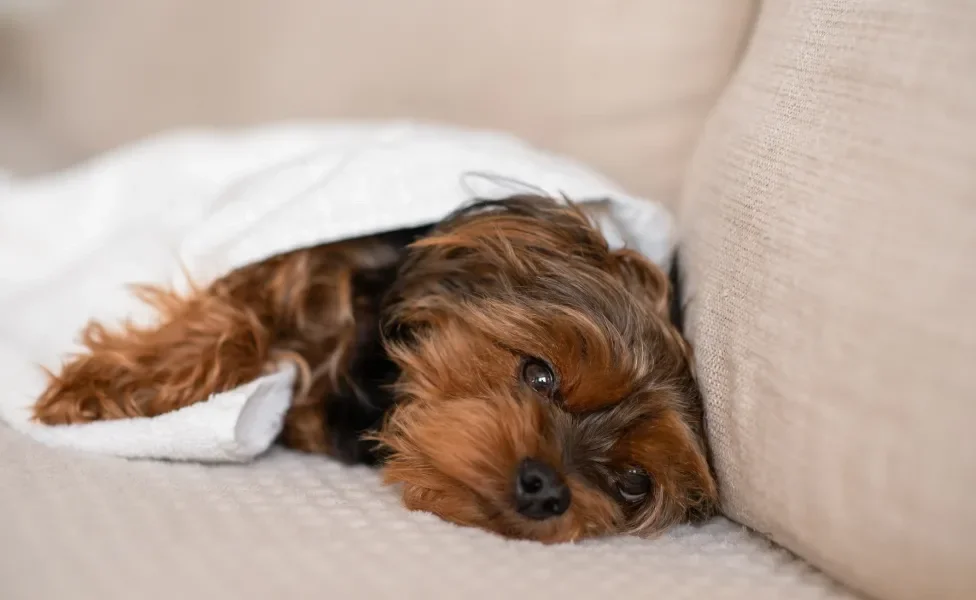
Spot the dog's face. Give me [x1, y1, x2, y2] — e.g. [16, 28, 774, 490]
[377, 196, 716, 543]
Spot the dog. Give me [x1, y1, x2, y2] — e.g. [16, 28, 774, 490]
[33, 195, 717, 543]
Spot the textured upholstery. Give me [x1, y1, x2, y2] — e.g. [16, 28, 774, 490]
[0, 423, 854, 600]
[680, 1, 976, 599]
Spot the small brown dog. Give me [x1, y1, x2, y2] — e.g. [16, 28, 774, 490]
[34, 195, 717, 543]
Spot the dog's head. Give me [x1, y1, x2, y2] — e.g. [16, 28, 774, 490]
[376, 196, 716, 543]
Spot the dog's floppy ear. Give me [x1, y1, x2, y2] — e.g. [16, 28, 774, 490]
[610, 248, 672, 320]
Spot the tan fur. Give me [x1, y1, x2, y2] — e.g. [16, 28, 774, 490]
[34, 237, 401, 453]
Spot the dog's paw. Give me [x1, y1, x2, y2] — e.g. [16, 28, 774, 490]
[33, 382, 123, 425]
[33, 359, 143, 425]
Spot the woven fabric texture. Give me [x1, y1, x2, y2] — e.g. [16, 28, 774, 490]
[680, 1, 976, 599]
[0, 423, 856, 600]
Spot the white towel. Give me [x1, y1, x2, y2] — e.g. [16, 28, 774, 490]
[0, 122, 673, 463]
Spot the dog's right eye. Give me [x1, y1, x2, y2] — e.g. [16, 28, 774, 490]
[521, 358, 557, 397]
[615, 466, 652, 503]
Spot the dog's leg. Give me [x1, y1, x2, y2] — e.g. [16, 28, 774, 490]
[32, 238, 404, 455]
[33, 279, 274, 424]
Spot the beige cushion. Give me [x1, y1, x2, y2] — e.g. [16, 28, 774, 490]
[1, 0, 756, 206]
[680, 1, 976, 599]
[0, 423, 856, 600]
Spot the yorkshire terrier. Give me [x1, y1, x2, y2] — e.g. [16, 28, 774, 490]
[33, 195, 717, 543]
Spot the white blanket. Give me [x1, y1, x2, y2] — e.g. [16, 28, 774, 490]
[0, 122, 673, 462]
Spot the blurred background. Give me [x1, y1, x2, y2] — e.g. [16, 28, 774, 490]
[0, 0, 755, 207]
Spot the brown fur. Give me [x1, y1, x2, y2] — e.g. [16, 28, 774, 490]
[33, 195, 717, 543]
[34, 233, 405, 453]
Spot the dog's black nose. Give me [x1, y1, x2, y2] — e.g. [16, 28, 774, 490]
[514, 458, 571, 520]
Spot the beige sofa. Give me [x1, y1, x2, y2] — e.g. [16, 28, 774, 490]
[1, 2, 973, 599]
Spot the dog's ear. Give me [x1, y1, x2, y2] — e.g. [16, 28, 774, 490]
[610, 248, 672, 319]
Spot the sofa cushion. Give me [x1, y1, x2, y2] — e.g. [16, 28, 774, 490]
[680, 1, 976, 599]
[3, 0, 756, 207]
[0, 424, 855, 600]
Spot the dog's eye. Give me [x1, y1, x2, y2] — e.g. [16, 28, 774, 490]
[616, 466, 652, 502]
[521, 358, 556, 396]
